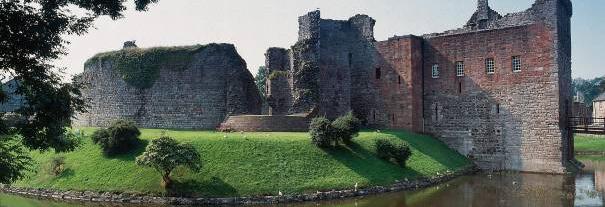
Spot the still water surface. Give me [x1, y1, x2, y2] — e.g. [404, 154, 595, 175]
[2, 157, 605, 207]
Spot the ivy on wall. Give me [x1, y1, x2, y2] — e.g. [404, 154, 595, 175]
[268, 70, 289, 80]
[84, 45, 207, 89]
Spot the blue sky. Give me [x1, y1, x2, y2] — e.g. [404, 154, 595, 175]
[57, 0, 603, 79]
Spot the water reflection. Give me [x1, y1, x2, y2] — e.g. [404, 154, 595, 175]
[3, 158, 605, 207]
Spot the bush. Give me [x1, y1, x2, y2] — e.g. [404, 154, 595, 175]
[136, 136, 201, 188]
[375, 139, 412, 167]
[49, 156, 66, 176]
[309, 117, 336, 148]
[331, 112, 361, 144]
[91, 120, 141, 156]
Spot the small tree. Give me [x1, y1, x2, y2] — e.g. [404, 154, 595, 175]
[136, 136, 201, 188]
[331, 112, 361, 144]
[91, 120, 141, 156]
[309, 117, 336, 148]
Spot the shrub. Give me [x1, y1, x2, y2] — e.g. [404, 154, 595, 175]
[331, 112, 361, 144]
[91, 120, 141, 156]
[375, 139, 412, 167]
[49, 156, 66, 176]
[309, 117, 336, 148]
[136, 136, 201, 188]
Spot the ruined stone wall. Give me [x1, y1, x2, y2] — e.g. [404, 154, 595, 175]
[265, 48, 292, 115]
[374, 36, 423, 131]
[422, 22, 566, 173]
[75, 43, 261, 129]
[289, 11, 321, 114]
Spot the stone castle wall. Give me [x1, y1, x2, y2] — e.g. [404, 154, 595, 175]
[263, 0, 573, 173]
[422, 23, 565, 172]
[374, 36, 424, 131]
[421, 0, 572, 173]
[75, 43, 261, 129]
[265, 47, 292, 115]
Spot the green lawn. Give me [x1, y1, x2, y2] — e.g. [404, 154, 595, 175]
[575, 134, 605, 153]
[13, 129, 471, 197]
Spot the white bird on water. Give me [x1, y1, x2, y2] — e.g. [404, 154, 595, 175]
[278, 191, 283, 196]
[354, 183, 358, 191]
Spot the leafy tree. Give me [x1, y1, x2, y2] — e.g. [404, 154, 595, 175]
[136, 136, 201, 188]
[0, 135, 32, 184]
[573, 77, 605, 105]
[0, 0, 160, 183]
[254, 66, 267, 98]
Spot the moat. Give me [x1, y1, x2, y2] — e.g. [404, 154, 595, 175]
[1, 157, 603, 207]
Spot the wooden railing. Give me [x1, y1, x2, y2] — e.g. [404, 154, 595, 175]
[569, 117, 605, 134]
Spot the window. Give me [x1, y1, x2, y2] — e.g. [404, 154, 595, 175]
[458, 81, 462, 94]
[456, 61, 464, 77]
[375, 67, 381, 79]
[512, 56, 521, 72]
[496, 104, 500, 114]
[432, 64, 440, 78]
[485, 58, 495, 74]
[398, 75, 401, 84]
[348, 53, 353, 67]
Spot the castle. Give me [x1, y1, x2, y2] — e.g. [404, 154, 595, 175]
[259, 0, 573, 173]
[77, 0, 573, 173]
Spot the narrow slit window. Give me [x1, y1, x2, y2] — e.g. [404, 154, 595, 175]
[375, 67, 381, 80]
[456, 61, 465, 77]
[398, 75, 402, 84]
[348, 53, 353, 67]
[458, 82, 462, 94]
[485, 58, 495, 74]
[373, 110, 377, 121]
[512, 56, 521, 72]
[434, 103, 439, 121]
[432, 64, 440, 78]
[496, 104, 500, 114]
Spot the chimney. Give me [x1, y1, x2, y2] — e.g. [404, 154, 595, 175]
[477, 0, 490, 21]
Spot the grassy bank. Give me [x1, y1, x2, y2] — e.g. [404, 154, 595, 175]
[14, 129, 471, 197]
[575, 134, 605, 154]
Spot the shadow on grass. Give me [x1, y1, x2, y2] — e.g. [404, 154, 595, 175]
[167, 177, 237, 197]
[56, 168, 75, 179]
[382, 130, 468, 169]
[324, 142, 422, 184]
[103, 139, 149, 161]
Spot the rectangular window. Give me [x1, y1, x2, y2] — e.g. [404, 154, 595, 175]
[485, 58, 495, 74]
[432, 64, 440, 78]
[375, 67, 381, 80]
[456, 61, 464, 77]
[512, 56, 521, 72]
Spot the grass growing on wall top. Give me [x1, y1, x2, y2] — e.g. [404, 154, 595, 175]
[84, 45, 207, 89]
[14, 129, 471, 197]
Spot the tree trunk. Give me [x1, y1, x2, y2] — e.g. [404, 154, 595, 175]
[161, 172, 172, 188]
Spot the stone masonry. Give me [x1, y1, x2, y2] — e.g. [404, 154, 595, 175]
[75, 43, 261, 129]
[263, 0, 573, 173]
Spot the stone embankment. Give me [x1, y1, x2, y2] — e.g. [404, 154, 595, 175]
[1, 165, 477, 206]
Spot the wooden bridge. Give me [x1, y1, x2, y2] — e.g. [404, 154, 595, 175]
[569, 117, 605, 135]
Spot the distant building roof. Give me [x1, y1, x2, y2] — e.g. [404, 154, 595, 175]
[595, 92, 605, 102]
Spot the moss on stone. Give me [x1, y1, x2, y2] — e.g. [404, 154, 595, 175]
[268, 70, 289, 80]
[84, 45, 208, 89]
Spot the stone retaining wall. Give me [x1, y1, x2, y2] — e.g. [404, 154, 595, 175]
[219, 115, 310, 132]
[0, 166, 477, 206]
